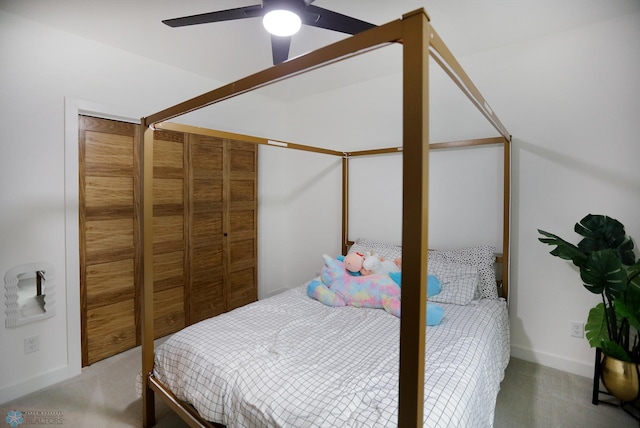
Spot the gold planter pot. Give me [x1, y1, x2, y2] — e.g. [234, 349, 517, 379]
[601, 354, 640, 402]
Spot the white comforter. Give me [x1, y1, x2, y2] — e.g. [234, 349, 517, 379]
[153, 285, 510, 427]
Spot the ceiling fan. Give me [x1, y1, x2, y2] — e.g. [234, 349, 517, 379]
[162, 0, 376, 65]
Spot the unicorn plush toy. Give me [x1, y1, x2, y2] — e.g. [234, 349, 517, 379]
[306, 255, 444, 326]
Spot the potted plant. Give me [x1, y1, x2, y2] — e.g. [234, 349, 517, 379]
[538, 214, 640, 401]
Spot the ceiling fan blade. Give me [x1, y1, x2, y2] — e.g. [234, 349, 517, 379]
[162, 5, 263, 27]
[302, 5, 375, 35]
[271, 35, 292, 65]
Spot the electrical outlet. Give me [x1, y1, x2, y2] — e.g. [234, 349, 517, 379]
[24, 335, 39, 354]
[570, 321, 584, 338]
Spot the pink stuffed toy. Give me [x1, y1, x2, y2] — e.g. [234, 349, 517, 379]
[344, 252, 365, 275]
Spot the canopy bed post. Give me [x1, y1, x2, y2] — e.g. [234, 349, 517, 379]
[399, 9, 430, 427]
[141, 126, 155, 428]
[502, 138, 511, 298]
[342, 154, 349, 255]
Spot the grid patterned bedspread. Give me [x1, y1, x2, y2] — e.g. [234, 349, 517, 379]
[153, 285, 510, 427]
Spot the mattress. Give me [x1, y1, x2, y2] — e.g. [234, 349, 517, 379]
[153, 284, 510, 427]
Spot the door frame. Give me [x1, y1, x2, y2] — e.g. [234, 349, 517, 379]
[64, 97, 140, 373]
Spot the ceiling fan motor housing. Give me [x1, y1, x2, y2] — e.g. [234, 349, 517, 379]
[262, 0, 309, 14]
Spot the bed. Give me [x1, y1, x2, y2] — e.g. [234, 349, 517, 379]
[151, 241, 509, 427]
[139, 7, 512, 428]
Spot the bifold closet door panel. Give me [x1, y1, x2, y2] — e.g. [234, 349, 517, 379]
[152, 130, 186, 338]
[79, 116, 140, 366]
[224, 140, 258, 311]
[188, 134, 225, 324]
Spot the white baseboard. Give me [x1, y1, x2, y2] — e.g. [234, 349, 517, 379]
[0, 365, 72, 405]
[511, 344, 594, 379]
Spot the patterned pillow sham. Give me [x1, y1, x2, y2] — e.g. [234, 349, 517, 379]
[348, 239, 499, 300]
[427, 260, 480, 306]
[428, 245, 498, 300]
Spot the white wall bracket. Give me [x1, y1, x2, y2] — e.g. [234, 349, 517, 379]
[5, 262, 55, 328]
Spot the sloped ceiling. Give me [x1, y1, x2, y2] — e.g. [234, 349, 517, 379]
[2, 0, 638, 101]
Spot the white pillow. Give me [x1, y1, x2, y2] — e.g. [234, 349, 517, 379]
[428, 245, 498, 300]
[427, 260, 480, 306]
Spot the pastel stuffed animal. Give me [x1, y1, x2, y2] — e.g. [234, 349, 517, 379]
[307, 255, 444, 326]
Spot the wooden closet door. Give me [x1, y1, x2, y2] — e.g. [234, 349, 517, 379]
[225, 140, 258, 310]
[152, 130, 187, 338]
[79, 116, 141, 366]
[188, 135, 225, 323]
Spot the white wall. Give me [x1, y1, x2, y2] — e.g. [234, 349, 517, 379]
[279, 49, 506, 271]
[0, 11, 287, 403]
[488, 11, 640, 377]
[280, 11, 640, 378]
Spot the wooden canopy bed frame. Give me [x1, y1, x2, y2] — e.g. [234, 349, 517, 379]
[140, 8, 511, 428]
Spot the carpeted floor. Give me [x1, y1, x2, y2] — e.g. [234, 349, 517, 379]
[1, 344, 638, 427]
[494, 357, 637, 428]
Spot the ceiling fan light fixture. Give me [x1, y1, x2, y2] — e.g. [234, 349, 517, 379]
[263, 9, 301, 37]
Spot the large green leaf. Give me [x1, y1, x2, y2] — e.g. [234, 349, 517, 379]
[618, 239, 637, 265]
[575, 214, 636, 264]
[628, 262, 640, 289]
[576, 214, 625, 247]
[538, 229, 586, 266]
[615, 301, 640, 332]
[618, 266, 640, 358]
[619, 266, 640, 326]
[586, 303, 611, 347]
[580, 249, 626, 298]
